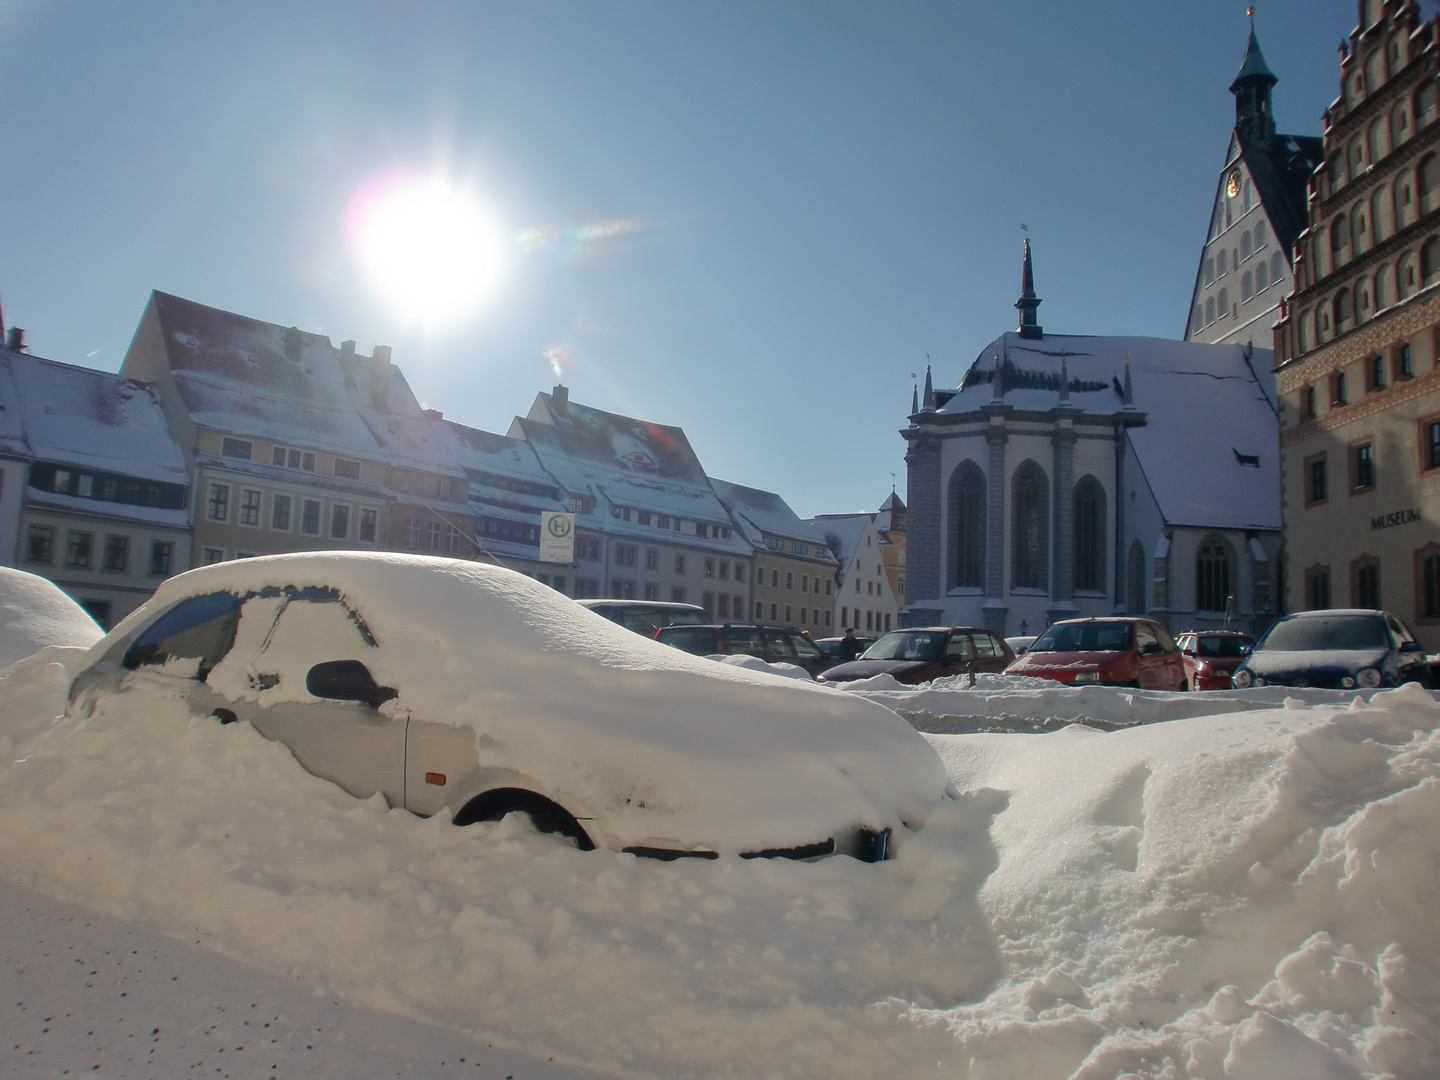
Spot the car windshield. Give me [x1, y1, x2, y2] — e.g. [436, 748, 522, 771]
[1259, 615, 1388, 652]
[1029, 622, 1134, 653]
[1197, 635, 1254, 657]
[861, 630, 946, 662]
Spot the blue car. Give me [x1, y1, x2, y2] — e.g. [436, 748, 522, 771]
[1232, 608, 1429, 690]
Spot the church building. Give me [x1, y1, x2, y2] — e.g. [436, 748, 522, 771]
[1186, 19, 1323, 346]
[902, 244, 1283, 638]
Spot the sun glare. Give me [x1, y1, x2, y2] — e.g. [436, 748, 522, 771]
[348, 173, 504, 324]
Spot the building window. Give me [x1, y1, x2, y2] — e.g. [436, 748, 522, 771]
[1195, 535, 1233, 613]
[1331, 371, 1347, 407]
[445, 524, 462, 554]
[1305, 565, 1331, 610]
[424, 522, 441, 551]
[330, 504, 350, 539]
[672, 587, 687, 604]
[1301, 385, 1317, 419]
[1073, 476, 1106, 592]
[646, 548, 659, 570]
[702, 591, 715, 617]
[1418, 545, 1440, 621]
[301, 499, 321, 535]
[65, 531, 93, 568]
[617, 545, 638, 568]
[201, 546, 225, 565]
[334, 457, 361, 480]
[220, 437, 253, 460]
[1305, 453, 1328, 505]
[674, 553, 686, 574]
[789, 541, 806, 555]
[755, 600, 764, 618]
[206, 483, 230, 522]
[1352, 556, 1381, 608]
[948, 461, 986, 590]
[239, 488, 262, 527]
[102, 535, 129, 572]
[1351, 441, 1376, 491]
[1366, 354, 1386, 391]
[25, 525, 54, 563]
[719, 561, 730, 581]
[359, 508, 377, 543]
[577, 537, 601, 561]
[148, 541, 173, 577]
[273, 446, 316, 471]
[1010, 460, 1049, 590]
[704, 557, 715, 578]
[270, 493, 291, 531]
[718, 594, 729, 618]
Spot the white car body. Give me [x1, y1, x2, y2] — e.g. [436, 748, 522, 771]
[67, 552, 949, 861]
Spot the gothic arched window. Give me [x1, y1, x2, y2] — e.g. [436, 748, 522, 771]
[948, 461, 986, 590]
[1073, 476, 1106, 593]
[1196, 535, 1235, 614]
[1011, 461, 1049, 591]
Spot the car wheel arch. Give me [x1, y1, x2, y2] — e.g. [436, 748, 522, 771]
[452, 787, 595, 850]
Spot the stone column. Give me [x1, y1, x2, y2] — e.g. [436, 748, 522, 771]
[981, 417, 1008, 634]
[1112, 424, 1127, 613]
[901, 429, 945, 627]
[1048, 421, 1079, 624]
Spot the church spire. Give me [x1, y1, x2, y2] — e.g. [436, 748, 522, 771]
[922, 365, 935, 411]
[1015, 239, 1043, 340]
[1231, 12, 1278, 147]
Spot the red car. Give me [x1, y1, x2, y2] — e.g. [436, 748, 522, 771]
[1176, 631, 1256, 691]
[1003, 617, 1187, 691]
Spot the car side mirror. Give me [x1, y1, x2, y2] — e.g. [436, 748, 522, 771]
[1400, 640, 1424, 653]
[306, 660, 397, 707]
[1140, 643, 1162, 657]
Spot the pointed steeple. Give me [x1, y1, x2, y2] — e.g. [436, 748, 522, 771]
[1058, 357, 1070, 403]
[1122, 362, 1135, 409]
[1015, 239, 1043, 339]
[911, 381, 919, 414]
[1231, 14, 1278, 147]
[922, 365, 935, 411]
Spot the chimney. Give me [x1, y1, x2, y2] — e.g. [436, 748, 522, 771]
[422, 408, 443, 421]
[553, 384, 569, 414]
[5, 327, 24, 352]
[338, 339, 357, 387]
[283, 326, 303, 362]
[370, 345, 392, 411]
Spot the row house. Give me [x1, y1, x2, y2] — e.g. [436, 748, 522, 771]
[510, 386, 754, 617]
[808, 512, 902, 636]
[0, 340, 191, 628]
[711, 479, 839, 634]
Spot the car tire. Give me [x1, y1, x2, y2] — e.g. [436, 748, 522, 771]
[454, 788, 595, 850]
[1189, 676, 1200, 692]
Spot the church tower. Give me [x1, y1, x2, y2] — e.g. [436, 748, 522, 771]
[1185, 15, 1323, 346]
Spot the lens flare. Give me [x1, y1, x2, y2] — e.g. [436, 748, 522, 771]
[347, 172, 504, 323]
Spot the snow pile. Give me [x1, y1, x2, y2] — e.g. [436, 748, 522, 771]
[1, 636, 1438, 1077]
[709, 653, 815, 681]
[0, 566, 101, 669]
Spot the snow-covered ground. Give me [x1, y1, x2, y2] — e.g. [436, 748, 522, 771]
[2, 647, 1438, 1078]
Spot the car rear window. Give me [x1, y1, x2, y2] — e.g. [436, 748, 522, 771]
[1197, 635, 1252, 657]
[1031, 622, 1134, 652]
[656, 626, 719, 655]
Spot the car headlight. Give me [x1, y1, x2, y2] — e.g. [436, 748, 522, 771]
[1341, 676, 1356, 689]
[1073, 671, 1100, 683]
[1232, 668, 1252, 689]
[1356, 668, 1381, 688]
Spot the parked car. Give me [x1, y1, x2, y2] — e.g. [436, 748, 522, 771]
[0, 566, 104, 669]
[815, 626, 1015, 685]
[1004, 617, 1187, 690]
[653, 623, 837, 678]
[1231, 608, 1429, 690]
[1005, 635, 1037, 657]
[813, 635, 877, 662]
[1176, 630, 1255, 690]
[576, 599, 709, 637]
[66, 553, 950, 862]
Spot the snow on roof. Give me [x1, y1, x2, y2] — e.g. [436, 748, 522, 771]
[5, 351, 187, 485]
[942, 333, 1280, 531]
[0, 351, 29, 459]
[346, 367, 466, 479]
[805, 513, 874, 572]
[710, 479, 833, 555]
[438, 421, 558, 490]
[24, 488, 190, 529]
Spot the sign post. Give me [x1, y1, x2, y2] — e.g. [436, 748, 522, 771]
[539, 511, 575, 564]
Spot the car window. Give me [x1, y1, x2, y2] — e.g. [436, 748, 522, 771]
[1135, 622, 1159, 654]
[1154, 625, 1179, 652]
[863, 631, 945, 661]
[656, 626, 717, 655]
[789, 633, 823, 661]
[725, 627, 766, 657]
[972, 633, 1003, 659]
[943, 633, 975, 664]
[1260, 615, 1388, 651]
[1032, 622, 1134, 652]
[761, 627, 797, 660]
[1198, 635, 1249, 657]
[123, 592, 242, 675]
[1386, 615, 1416, 646]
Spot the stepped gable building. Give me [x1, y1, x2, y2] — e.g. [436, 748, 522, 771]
[711, 479, 838, 634]
[508, 387, 753, 615]
[1187, 19, 1324, 346]
[807, 511, 901, 636]
[1, 342, 190, 627]
[903, 244, 1282, 637]
[876, 491, 908, 608]
[1273, 0, 1440, 648]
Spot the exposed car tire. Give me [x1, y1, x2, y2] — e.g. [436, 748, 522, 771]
[454, 788, 595, 850]
[1189, 676, 1200, 692]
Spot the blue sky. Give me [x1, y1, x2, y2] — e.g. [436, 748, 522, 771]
[0, 0, 1362, 516]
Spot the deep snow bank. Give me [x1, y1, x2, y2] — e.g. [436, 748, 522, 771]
[1, 650, 1437, 1079]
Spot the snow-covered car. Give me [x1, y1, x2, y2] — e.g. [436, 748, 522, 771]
[0, 566, 104, 669]
[1231, 608, 1429, 690]
[66, 552, 947, 861]
[1004, 617, 1186, 690]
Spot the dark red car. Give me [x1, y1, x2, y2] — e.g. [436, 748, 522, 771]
[1176, 630, 1256, 691]
[1003, 617, 1186, 691]
[815, 626, 1014, 685]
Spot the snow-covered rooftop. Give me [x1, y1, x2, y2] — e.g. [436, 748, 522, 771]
[711, 478, 834, 558]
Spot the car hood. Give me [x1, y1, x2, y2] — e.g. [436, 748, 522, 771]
[820, 659, 932, 682]
[1243, 648, 1390, 677]
[73, 553, 949, 855]
[1008, 650, 1129, 670]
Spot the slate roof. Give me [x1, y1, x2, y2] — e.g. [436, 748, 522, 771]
[940, 332, 1280, 532]
[1239, 131, 1324, 263]
[710, 479, 834, 559]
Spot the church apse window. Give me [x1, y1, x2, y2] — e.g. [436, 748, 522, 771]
[1419, 82, 1439, 130]
[1218, 288, 1229, 317]
[1195, 535, 1235, 615]
[1242, 272, 1254, 301]
[1242, 231, 1252, 260]
[1010, 461, 1048, 592]
[1073, 477, 1106, 594]
[1255, 261, 1268, 292]
[1421, 236, 1440, 287]
[1421, 154, 1440, 213]
[1205, 297, 1216, 324]
[947, 461, 985, 590]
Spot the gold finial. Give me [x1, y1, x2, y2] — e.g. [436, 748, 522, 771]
[1247, 5, 1255, 17]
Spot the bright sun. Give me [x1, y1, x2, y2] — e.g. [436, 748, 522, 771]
[348, 173, 504, 324]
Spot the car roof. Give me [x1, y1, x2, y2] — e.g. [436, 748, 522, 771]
[1049, 617, 1150, 625]
[895, 626, 995, 634]
[1281, 608, 1387, 619]
[577, 599, 707, 612]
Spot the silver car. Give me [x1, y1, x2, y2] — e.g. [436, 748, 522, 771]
[67, 552, 948, 861]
